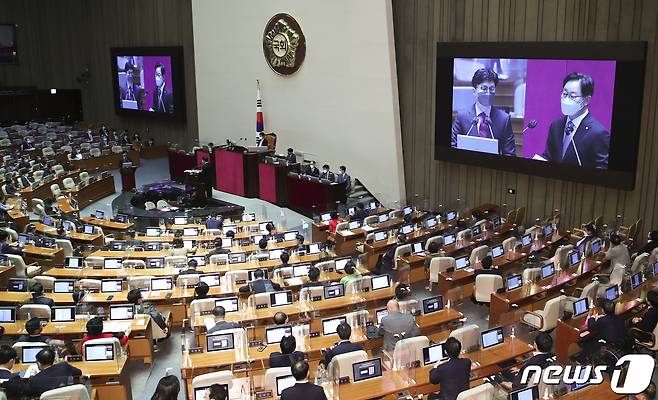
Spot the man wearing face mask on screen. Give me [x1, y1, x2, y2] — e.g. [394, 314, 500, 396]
[150, 63, 174, 113]
[451, 68, 516, 156]
[541, 72, 609, 168]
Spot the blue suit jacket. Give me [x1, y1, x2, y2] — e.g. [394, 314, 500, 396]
[429, 357, 471, 400]
[269, 351, 305, 368]
[323, 341, 364, 366]
[542, 113, 609, 169]
[281, 382, 327, 400]
[587, 314, 627, 346]
[451, 105, 515, 156]
[27, 362, 82, 397]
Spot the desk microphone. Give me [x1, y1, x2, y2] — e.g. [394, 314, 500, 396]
[464, 117, 479, 136]
[485, 116, 495, 139]
[569, 136, 582, 166]
[521, 119, 538, 134]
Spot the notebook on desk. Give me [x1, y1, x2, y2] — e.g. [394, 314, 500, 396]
[285, 277, 304, 287]
[456, 135, 499, 154]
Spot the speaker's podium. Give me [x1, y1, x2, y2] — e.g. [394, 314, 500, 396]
[120, 163, 138, 192]
[184, 169, 207, 203]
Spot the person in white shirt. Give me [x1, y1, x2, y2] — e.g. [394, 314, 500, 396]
[603, 234, 630, 274]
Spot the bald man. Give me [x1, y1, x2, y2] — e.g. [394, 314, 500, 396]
[377, 299, 420, 351]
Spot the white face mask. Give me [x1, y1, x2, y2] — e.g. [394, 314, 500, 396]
[561, 97, 583, 117]
[155, 75, 163, 88]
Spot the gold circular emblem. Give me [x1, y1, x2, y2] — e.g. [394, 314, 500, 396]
[263, 13, 306, 75]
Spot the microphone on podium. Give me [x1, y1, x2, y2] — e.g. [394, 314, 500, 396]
[464, 117, 479, 136]
[521, 119, 538, 134]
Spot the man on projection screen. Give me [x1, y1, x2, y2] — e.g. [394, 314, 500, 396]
[451, 68, 516, 156]
[541, 72, 610, 169]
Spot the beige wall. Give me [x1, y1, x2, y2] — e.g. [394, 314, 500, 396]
[393, 0, 658, 235]
[192, 0, 406, 205]
[0, 0, 199, 149]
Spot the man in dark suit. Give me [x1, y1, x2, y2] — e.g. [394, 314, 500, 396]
[285, 148, 297, 165]
[631, 290, 658, 342]
[428, 337, 471, 400]
[350, 203, 369, 222]
[542, 72, 609, 169]
[28, 348, 82, 397]
[119, 63, 144, 110]
[256, 132, 269, 147]
[323, 322, 364, 366]
[0, 345, 29, 398]
[280, 359, 327, 400]
[199, 157, 214, 199]
[336, 166, 351, 192]
[451, 68, 515, 156]
[151, 63, 174, 113]
[17, 317, 51, 343]
[84, 128, 94, 142]
[29, 282, 55, 308]
[473, 256, 502, 278]
[580, 298, 628, 360]
[508, 332, 555, 389]
[269, 335, 305, 368]
[301, 267, 326, 289]
[0, 230, 22, 255]
[319, 164, 335, 182]
[378, 299, 420, 352]
[207, 306, 240, 334]
[238, 269, 281, 294]
[304, 162, 320, 177]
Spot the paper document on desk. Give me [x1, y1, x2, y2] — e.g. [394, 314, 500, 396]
[204, 317, 215, 331]
[104, 321, 132, 333]
[362, 226, 375, 232]
[285, 278, 304, 287]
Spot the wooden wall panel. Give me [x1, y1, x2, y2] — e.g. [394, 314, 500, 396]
[393, 0, 658, 238]
[0, 0, 198, 149]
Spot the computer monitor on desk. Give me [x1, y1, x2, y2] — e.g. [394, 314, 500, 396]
[322, 316, 347, 335]
[206, 332, 234, 352]
[352, 358, 383, 382]
[605, 285, 620, 301]
[266, 325, 292, 345]
[423, 343, 448, 365]
[270, 291, 293, 307]
[215, 297, 239, 313]
[110, 304, 135, 320]
[481, 326, 504, 349]
[506, 274, 523, 291]
[84, 343, 115, 361]
[22, 345, 48, 363]
[572, 298, 589, 318]
[509, 386, 539, 400]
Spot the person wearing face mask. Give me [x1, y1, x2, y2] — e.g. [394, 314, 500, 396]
[319, 164, 335, 182]
[151, 63, 174, 113]
[541, 72, 609, 168]
[451, 68, 515, 156]
[304, 161, 320, 177]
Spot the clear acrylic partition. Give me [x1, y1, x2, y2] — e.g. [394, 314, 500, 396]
[345, 309, 369, 335]
[324, 359, 341, 400]
[234, 327, 249, 361]
[180, 318, 194, 370]
[278, 209, 287, 233]
[445, 286, 465, 309]
[228, 375, 255, 400]
[301, 220, 312, 245]
[396, 340, 420, 387]
[497, 308, 527, 329]
[346, 276, 367, 302]
[292, 321, 311, 352]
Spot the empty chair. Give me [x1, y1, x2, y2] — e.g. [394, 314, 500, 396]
[631, 253, 649, 274]
[164, 255, 187, 267]
[42, 147, 55, 157]
[363, 215, 379, 226]
[32, 201, 47, 218]
[0, 139, 10, 147]
[632, 322, 658, 357]
[19, 304, 51, 320]
[78, 279, 102, 291]
[393, 244, 412, 269]
[78, 171, 90, 185]
[429, 257, 456, 286]
[40, 384, 90, 400]
[456, 229, 471, 241]
[502, 237, 519, 253]
[251, 292, 271, 308]
[521, 295, 565, 331]
[128, 276, 156, 291]
[209, 254, 228, 265]
[263, 367, 292, 398]
[522, 267, 541, 283]
[314, 260, 335, 271]
[335, 221, 349, 232]
[112, 145, 123, 154]
[60, 145, 73, 153]
[33, 276, 56, 291]
[52, 165, 64, 176]
[204, 229, 222, 236]
[554, 245, 574, 269]
[176, 274, 199, 287]
[391, 336, 429, 370]
[84, 256, 104, 268]
[474, 274, 503, 303]
[455, 383, 495, 400]
[6, 254, 40, 277]
[299, 286, 324, 301]
[89, 148, 101, 157]
[191, 371, 234, 394]
[344, 310, 370, 329]
[564, 281, 599, 312]
[327, 350, 368, 380]
[33, 170, 44, 182]
[50, 184, 62, 198]
[389, 210, 403, 220]
[425, 235, 442, 249]
[144, 201, 156, 210]
[273, 267, 293, 279]
[469, 245, 490, 265]
[224, 270, 248, 285]
[596, 265, 626, 296]
[63, 178, 76, 190]
[156, 199, 170, 209]
[1, 227, 18, 241]
[55, 239, 74, 257]
[80, 142, 91, 150]
[122, 259, 146, 269]
[449, 324, 480, 352]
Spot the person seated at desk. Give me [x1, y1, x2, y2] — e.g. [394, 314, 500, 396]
[17, 173, 32, 189]
[635, 230, 658, 257]
[323, 322, 364, 366]
[194, 282, 210, 300]
[0, 230, 22, 255]
[473, 256, 502, 278]
[395, 283, 411, 301]
[127, 289, 170, 337]
[0, 345, 29, 398]
[178, 258, 199, 276]
[272, 251, 291, 275]
[304, 161, 320, 178]
[205, 215, 223, 230]
[256, 132, 269, 148]
[575, 223, 598, 251]
[72, 289, 94, 316]
[27, 348, 82, 397]
[171, 238, 194, 256]
[43, 197, 61, 217]
[424, 241, 441, 270]
[207, 306, 240, 334]
[2, 176, 19, 197]
[21, 138, 35, 151]
[579, 298, 629, 362]
[319, 164, 335, 182]
[207, 383, 229, 400]
[273, 312, 289, 326]
[264, 222, 276, 240]
[281, 359, 327, 400]
[350, 202, 370, 222]
[81, 316, 128, 347]
[238, 269, 281, 294]
[502, 332, 554, 390]
[377, 234, 406, 273]
[151, 375, 180, 400]
[603, 234, 630, 274]
[28, 283, 55, 308]
[378, 299, 420, 352]
[327, 212, 340, 234]
[248, 239, 269, 261]
[269, 335, 305, 368]
[285, 148, 297, 165]
[17, 317, 52, 343]
[428, 337, 471, 400]
[339, 261, 361, 286]
[68, 149, 83, 161]
[301, 267, 326, 288]
[336, 166, 351, 192]
[208, 235, 233, 257]
[631, 290, 658, 342]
